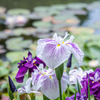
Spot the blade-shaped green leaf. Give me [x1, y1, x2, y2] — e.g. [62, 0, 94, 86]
[77, 79, 81, 94]
[55, 63, 64, 81]
[7, 84, 14, 100]
[43, 94, 50, 100]
[74, 92, 76, 100]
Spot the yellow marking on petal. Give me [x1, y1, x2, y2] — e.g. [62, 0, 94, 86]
[92, 81, 94, 83]
[34, 64, 36, 66]
[62, 41, 64, 43]
[44, 72, 46, 75]
[49, 76, 52, 79]
[66, 44, 69, 45]
[57, 44, 60, 47]
[33, 60, 36, 63]
[26, 60, 28, 61]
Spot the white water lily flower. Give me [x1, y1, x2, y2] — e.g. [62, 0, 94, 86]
[36, 32, 84, 69]
[18, 65, 69, 99]
[69, 68, 93, 86]
[89, 60, 99, 68]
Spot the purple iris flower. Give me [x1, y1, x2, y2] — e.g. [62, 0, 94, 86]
[66, 92, 87, 100]
[81, 68, 100, 100]
[15, 51, 46, 83]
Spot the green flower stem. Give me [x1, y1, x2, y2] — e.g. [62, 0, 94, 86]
[66, 68, 70, 97]
[67, 85, 70, 97]
[58, 80, 62, 100]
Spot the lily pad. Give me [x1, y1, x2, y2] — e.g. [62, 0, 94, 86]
[87, 1, 100, 10]
[13, 28, 28, 36]
[52, 14, 77, 24]
[7, 8, 30, 15]
[6, 50, 36, 63]
[29, 43, 37, 50]
[34, 6, 49, 12]
[66, 3, 87, 10]
[0, 67, 10, 77]
[64, 9, 87, 15]
[5, 37, 32, 50]
[69, 27, 95, 34]
[32, 21, 52, 28]
[88, 21, 100, 29]
[0, 60, 10, 77]
[50, 4, 67, 11]
[29, 12, 51, 20]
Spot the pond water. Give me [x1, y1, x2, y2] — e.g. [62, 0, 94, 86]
[0, 0, 98, 10]
[0, 0, 100, 61]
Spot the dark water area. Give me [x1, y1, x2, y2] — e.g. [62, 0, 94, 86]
[0, 0, 98, 10]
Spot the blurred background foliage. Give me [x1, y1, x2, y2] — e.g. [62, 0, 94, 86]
[0, 0, 100, 100]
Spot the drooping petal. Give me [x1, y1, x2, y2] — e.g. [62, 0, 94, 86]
[66, 43, 84, 66]
[15, 66, 28, 83]
[38, 41, 71, 69]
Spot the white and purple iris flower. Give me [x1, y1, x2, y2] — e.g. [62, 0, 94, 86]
[18, 64, 69, 99]
[36, 32, 84, 69]
[69, 68, 93, 86]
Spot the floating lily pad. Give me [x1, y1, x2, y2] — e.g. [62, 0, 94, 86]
[34, 6, 49, 12]
[52, 14, 77, 24]
[13, 28, 28, 36]
[66, 3, 87, 10]
[6, 50, 36, 63]
[66, 18, 80, 26]
[70, 27, 95, 34]
[0, 67, 10, 77]
[32, 21, 52, 28]
[47, 10, 60, 15]
[64, 9, 87, 15]
[42, 16, 54, 22]
[0, 60, 10, 77]
[29, 43, 37, 50]
[87, 1, 100, 10]
[29, 12, 51, 20]
[5, 37, 32, 50]
[7, 8, 30, 15]
[50, 4, 67, 11]
[36, 27, 50, 33]
[88, 21, 100, 29]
